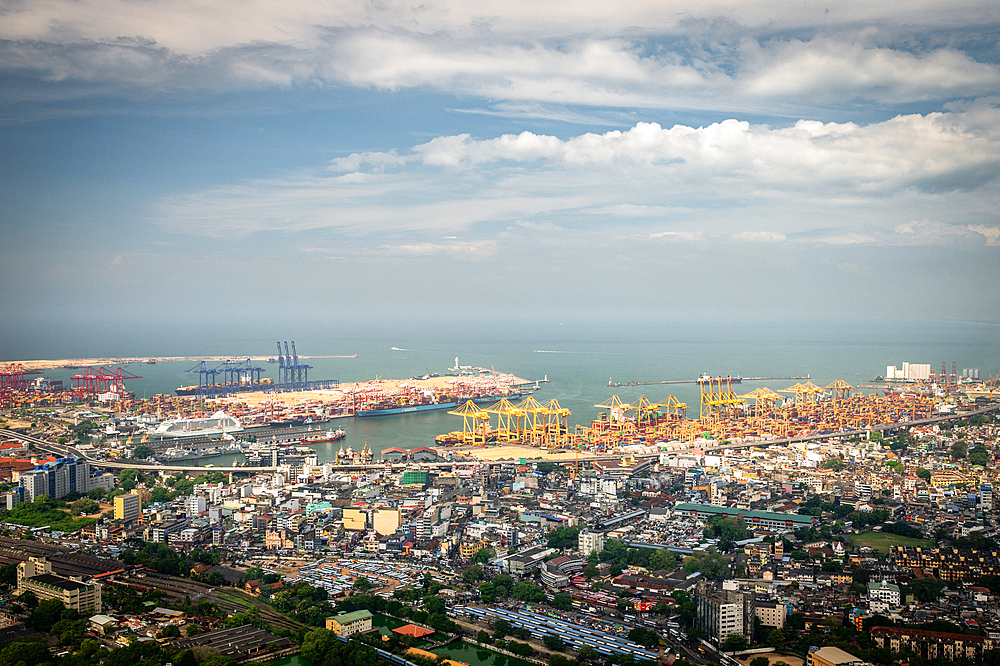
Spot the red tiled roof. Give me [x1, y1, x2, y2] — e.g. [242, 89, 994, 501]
[393, 624, 435, 638]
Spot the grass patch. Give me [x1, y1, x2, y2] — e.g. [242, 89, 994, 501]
[853, 531, 933, 554]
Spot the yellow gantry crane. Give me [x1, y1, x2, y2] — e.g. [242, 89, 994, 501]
[485, 398, 520, 442]
[447, 400, 491, 446]
[543, 399, 571, 446]
[824, 380, 854, 400]
[699, 376, 744, 420]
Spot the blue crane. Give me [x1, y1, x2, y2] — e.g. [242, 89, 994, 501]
[186, 360, 220, 398]
[276, 341, 286, 388]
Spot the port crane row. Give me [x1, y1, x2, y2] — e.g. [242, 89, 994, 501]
[441, 376, 945, 452]
[6, 400, 997, 477]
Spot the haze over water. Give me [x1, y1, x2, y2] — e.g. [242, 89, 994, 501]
[28, 318, 1000, 463]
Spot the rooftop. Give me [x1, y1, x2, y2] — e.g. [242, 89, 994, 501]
[332, 609, 373, 624]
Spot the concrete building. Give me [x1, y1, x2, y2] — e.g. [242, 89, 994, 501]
[114, 491, 142, 522]
[806, 646, 871, 666]
[868, 580, 900, 606]
[870, 626, 988, 662]
[187, 496, 207, 516]
[695, 582, 755, 644]
[673, 503, 816, 530]
[325, 610, 373, 636]
[755, 601, 787, 629]
[343, 507, 368, 531]
[374, 508, 402, 536]
[17, 557, 102, 613]
[578, 529, 605, 556]
[19, 457, 91, 501]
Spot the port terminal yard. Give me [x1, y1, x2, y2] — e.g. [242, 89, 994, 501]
[5, 399, 997, 474]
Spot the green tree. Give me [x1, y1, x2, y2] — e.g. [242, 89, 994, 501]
[462, 564, 484, 585]
[24, 598, 67, 632]
[512, 581, 545, 602]
[546, 525, 583, 550]
[119, 469, 139, 491]
[133, 446, 153, 459]
[478, 582, 496, 603]
[543, 635, 566, 651]
[823, 458, 845, 472]
[492, 574, 513, 597]
[473, 547, 496, 564]
[751, 657, 770, 666]
[916, 468, 931, 481]
[951, 441, 968, 459]
[905, 577, 946, 602]
[493, 618, 512, 638]
[353, 576, 372, 592]
[157, 624, 181, 638]
[551, 592, 573, 611]
[300, 628, 339, 664]
[649, 548, 679, 571]
[969, 446, 990, 467]
[721, 634, 750, 651]
[767, 628, 786, 645]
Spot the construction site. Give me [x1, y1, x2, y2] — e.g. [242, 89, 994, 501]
[436, 372, 1000, 453]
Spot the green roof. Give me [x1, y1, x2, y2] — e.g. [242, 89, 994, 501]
[331, 610, 373, 624]
[673, 503, 815, 525]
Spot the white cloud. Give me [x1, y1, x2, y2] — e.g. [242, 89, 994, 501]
[836, 262, 864, 274]
[742, 38, 1000, 102]
[650, 231, 703, 241]
[730, 231, 786, 242]
[967, 224, 1000, 246]
[2, 2, 999, 114]
[338, 108, 1000, 197]
[893, 219, 984, 245]
[155, 106, 1000, 253]
[380, 240, 498, 257]
[810, 233, 878, 245]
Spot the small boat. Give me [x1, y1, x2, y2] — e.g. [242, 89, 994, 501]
[301, 429, 346, 444]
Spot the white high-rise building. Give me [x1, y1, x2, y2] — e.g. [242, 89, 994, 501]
[187, 496, 207, 515]
[578, 529, 605, 556]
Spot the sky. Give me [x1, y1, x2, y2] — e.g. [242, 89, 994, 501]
[1, 0, 999, 356]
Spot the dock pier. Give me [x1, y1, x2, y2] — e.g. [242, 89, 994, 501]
[608, 375, 810, 387]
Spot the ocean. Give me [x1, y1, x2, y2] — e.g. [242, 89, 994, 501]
[27, 317, 1000, 465]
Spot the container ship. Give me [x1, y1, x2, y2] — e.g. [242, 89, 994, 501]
[176, 378, 275, 396]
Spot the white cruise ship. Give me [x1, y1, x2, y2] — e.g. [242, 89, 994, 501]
[151, 410, 243, 438]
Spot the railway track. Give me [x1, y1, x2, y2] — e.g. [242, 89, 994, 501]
[121, 573, 303, 632]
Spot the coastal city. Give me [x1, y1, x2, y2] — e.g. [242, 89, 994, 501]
[0, 355, 997, 666]
[4, 3, 998, 666]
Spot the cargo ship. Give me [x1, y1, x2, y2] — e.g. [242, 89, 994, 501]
[176, 378, 275, 396]
[355, 393, 518, 417]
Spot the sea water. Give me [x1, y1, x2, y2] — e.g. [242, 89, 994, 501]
[30, 317, 1000, 465]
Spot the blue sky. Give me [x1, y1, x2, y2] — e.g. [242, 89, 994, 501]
[1, 0, 999, 355]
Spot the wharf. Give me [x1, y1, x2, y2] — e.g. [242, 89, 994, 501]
[608, 375, 810, 387]
[145, 425, 325, 452]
